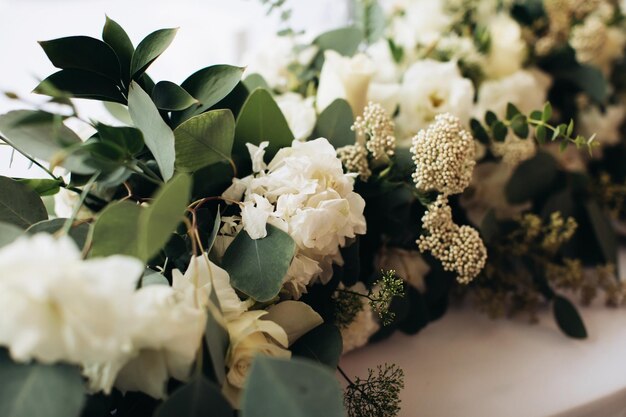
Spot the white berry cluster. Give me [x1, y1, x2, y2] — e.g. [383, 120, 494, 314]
[337, 143, 372, 181]
[352, 101, 397, 160]
[417, 196, 487, 284]
[410, 113, 475, 196]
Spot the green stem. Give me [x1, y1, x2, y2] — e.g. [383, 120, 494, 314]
[136, 160, 163, 183]
[61, 173, 98, 235]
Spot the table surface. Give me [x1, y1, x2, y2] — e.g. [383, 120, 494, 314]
[340, 252, 626, 417]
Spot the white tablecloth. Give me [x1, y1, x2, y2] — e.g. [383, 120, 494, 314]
[341, 257, 626, 417]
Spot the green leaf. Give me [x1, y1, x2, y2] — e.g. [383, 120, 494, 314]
[505, 102, 521, 120]
[535, 124, 547, 143]
[0, 349, 85, 417]
[560, 65, 607, 103]
[130, 28, 178, 78]
[27, 218, 91, 249]
[204, 290, 229, 385]
[139, 174, 192, 261]
[355, 0, 385, 43]
[470, 118, 489, 144]
[530, 110, 542, 120]
[234, 88, 294, 157]
[241, 356, 345, 417]
[511, 114, 529, 139]
[95, 123, 144, 156]
[542, 102, 552, 122]
[290, 324, 342, 369]
[243, 74, 270, 92]
[207, 209, 221, 253]
[16, 178, 62, 196]
[566, 119, 575, 137]
[174, 65, 245, 123]
[553, 296, 587, 339]
[0, 222, 23, 248]
[90, 201, 142, 259]
[128, 81, 176, 181]
[153, 375, 233, 417]
[0, 176, 48, 229]
[102, 16, 135, 82]
[585, 200, 618, 267]
[103, 102, 133, 125]
[314, 26, 364, 56]
[485, 110, 498, 127]
[174, 110, 235, 173]
[492, 121, 508, 142]
[222, 224, 296, 302]
[505, 152, 558, 204]
[313, 99, 355, 147]
[153, 81, 199, 111]
[141, 269, 169, 286]
[34, 69, 125, 104]
[38, 36, 121, 80]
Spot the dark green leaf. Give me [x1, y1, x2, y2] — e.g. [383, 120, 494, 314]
[290, 324, 343, 369]
[207, 209, 221, 253]
[535, 124, 547, 143]
[243, 74, 270, 92]
[0, 349, 85, 417]
[130, 28, 178, 78]
[234, 88, 294, 157]
[241, 356, 345, 417]
[470, 118, 489, 144]
[34, 69, 125, 104]
[0, 176, 47, 228]
[511, 114, 529, 139]
[0, 222, 23, 248]
[485, 110, 498, 127]
[154, 376, 233, 417]
[313, 99, 355, 147]
[314, 26, 364, 56]
[542, 102, 552, 122]
[204, 289, 229, 385]
[90, 201, 142, 259]
[38, 36, 120, 80]
[16, 178, 62, 196]
[492, 121, 508, 142]
[553, 296, 587, 339]
[222, 224, 296, 302]
[102, 16, 135, 82]
[174, 110, 235, 173]
[505, 152, 558, 204]
[27, 218, 91, 249]
[505, 102, 521, 120]
[585, 200, 618, 267]
[95, 123, 144, 156]
[530, 110, 542, 120]
[152, 81, 199, 111]
[560, 65, 607, 103]
[128, 81, 176, 180]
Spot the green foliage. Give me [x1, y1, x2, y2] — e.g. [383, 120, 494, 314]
[16, 178, 62, 196]
[344, 364, 404, 417]
[553, 296, 587, 339]
[505, 152, 559, 204]
[241, 356, 345, 417]
[291, 324, 343, 369]
[354, 0, 386, 44]
[0, 222, 23, 248]
[333, 289, 364, 329]
[314, 26, 364, 57]
[0, 349, 85, 417]
[130, 28, 178, 79]
[204, 289, 230, 385]
[27, 218, 91, 249]
[234, 88, 294, 157]
[243, 74, 270, 92]
[152, 81, 199, 111]
[154, 375, 233, 417]
[174, 109, 235, 173]
[0, 176, 48, 229]
[313, 99, 356, 147]
[585, 200, 618, 267]
[370, 270, 405, 326]
[221, 224, 296, 302]
[128, 81, 176, 181]
[102, 16, 134, 82]
[35, 69, 126, 104]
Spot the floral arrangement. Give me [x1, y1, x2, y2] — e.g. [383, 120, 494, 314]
[0, 1, 624, 416]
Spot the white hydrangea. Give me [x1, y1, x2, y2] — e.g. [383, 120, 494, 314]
[275, 92, 316, 141]
[0, 234, 143, 364]
[396, 60, 474, 141]
[222, 138, 367, 298]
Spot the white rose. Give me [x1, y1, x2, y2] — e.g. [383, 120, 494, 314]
[275, 92, 316, 141]
[0, 234, 142, 364]
[340, 283, 380, 354]
[484, 14, 527, 79]
[376, 248, 430, 292]
[578, 103, 626, 148]
[316, 50, 376, 115]
[396, 60, 474, 140]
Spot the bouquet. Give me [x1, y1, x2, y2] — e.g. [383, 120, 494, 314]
[0, 1, 624, 416]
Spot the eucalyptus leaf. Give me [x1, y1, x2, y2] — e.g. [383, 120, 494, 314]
[354, 0, 385, 44]
[241, 356, 345, 417]
[27, 218, 91, 249]
[585, 200, 618, 267]
[204, 291, 229, 385]
[553, 296, 587, 339]
[17, 178, 62, 196]
[128, 81, 176, 180]
[243, 74, 270, 92]
[153, 81, 199, 111]
[153, 375, 233, 417]
[103, 102, 133, 125]
[234, 88, 294, 157]
[174, 109, 235, 173]
[313, 99, 355, 147]
[102, 16, 134, 82]
[505, 152, 558, 204]
[0, 176, 48, 229]
[0, 222, 23, 248]
[492, 121, 508, 142]
[290, 324, 343, 369]
[130, 28, 178, 78]
[90, 200, 142, 259]
[222, 224, 296, 302]
[38, 36, 121, 80]
[314, 26, 363, 56]
[34, 70, 126, 104]
[470, 118, 489, 144]
[0, 349, 85, 417]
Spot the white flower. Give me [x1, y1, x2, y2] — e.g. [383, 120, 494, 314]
[376, 248, 430, 292]
[222, 138, 367, 298]
[396, 60, 474, 141]
[225, 310, 290, 388]
[387, 0, 451, 50]
[475, 69, 551, 119]
[54, 188, 94, 220]
[0, 234, 142, 364]
[365, 41, 401, 115]
[578, 103, 626, 148]
[340, 283, 380, 354]
[275, 92, 316, 141]
[484, 13, 527, 79]
[316, 50, 376, 115]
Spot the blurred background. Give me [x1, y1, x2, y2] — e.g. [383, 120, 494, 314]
[0, 0, 351, 176]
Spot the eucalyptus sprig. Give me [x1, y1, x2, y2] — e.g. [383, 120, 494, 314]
[470, 102, 598, 155]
